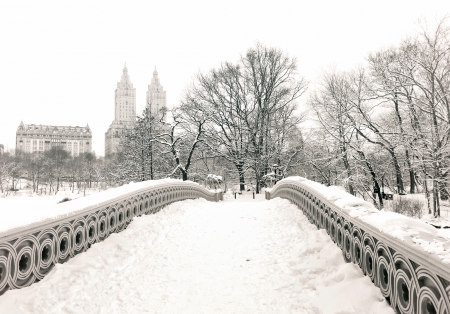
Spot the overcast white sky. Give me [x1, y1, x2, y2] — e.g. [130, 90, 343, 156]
[1, 0, 449, 156]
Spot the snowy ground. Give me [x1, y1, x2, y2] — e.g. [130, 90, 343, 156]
[0, 189, 99, 233]
[0, 195, 392, 314]
[0, 179, 179, 233]
[384, 193, 450, 228]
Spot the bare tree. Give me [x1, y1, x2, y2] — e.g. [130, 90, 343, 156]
[391, 17, 450, 216]
[156, 105, 207, 181]
[309, 71, 356, 195]
[368, 48, 418, 194]
[184, 43, 306, 192]
[44, 146, 69, 194]
[343, 68, 406, 195]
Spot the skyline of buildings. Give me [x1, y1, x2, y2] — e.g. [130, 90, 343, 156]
[11, 65, 167, 157]
[105, 65, 167, 156]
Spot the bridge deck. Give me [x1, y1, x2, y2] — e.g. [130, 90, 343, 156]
[0, 196, 392, 313]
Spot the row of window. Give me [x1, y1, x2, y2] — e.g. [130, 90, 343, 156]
[17, 134, 91, 139]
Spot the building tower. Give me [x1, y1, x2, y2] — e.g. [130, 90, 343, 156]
[146, 67, 167, 121]
[105, 64, 137, 156]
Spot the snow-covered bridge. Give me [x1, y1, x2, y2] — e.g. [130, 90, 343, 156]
[0, 178, 449, 313]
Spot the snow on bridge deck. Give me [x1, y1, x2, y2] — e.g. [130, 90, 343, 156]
[0, 195, 392, 313]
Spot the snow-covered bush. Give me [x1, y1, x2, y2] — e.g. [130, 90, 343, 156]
[58, 197, 72, 203]
[391, 197, 424, 219]
[206, 174, 222, 189]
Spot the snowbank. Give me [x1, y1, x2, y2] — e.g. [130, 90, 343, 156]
[0, 179, 187, 234]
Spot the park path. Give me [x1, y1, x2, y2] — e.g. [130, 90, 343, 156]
[0, 195, 392, 314]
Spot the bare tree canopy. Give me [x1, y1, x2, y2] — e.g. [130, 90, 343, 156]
[183, 43, 307, 192]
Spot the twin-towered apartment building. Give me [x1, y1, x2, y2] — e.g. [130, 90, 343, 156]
[104, 65, 166, 156]
[15, 65, 166, 157]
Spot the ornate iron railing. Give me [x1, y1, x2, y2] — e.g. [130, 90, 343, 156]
[0, 180, 222, 296]
[266, 178, 450, 314]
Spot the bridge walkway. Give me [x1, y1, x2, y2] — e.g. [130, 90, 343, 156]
[0, 195, 392, 313]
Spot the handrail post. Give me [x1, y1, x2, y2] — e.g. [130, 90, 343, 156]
[265, 190, 271, 200]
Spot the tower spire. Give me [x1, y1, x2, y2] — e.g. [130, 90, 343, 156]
[147, 66, 166, 121]
[120, 64, 131, 86]
[151, 66, 160, 85]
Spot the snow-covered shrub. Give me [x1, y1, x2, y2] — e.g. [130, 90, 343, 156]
[206, 174, 223, 189]
[391, 197, 424, 219]
[57, 197, 71, 203]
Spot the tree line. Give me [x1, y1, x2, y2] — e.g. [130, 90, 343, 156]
[305, 17, 450, 216]
[0, 148, 105, 195]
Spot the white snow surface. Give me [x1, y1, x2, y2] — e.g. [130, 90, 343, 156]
[0, 179, 183, 234]
[279, 177, 450, 264]
[0, 197, 392, 314]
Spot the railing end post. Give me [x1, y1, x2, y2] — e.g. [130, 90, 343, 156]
[215, 191, 223, 202]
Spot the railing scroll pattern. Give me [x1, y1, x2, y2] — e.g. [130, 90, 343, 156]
[266, 179, 450, 314]
[0, 181, 222, 296]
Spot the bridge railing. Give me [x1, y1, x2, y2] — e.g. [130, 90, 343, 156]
[0, 179, 222, 296]
[266, 177, 450, 314]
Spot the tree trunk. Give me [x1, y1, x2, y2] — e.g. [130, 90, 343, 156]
[255, 171, 261, 194]
[236, 163, 245, 192]
[389, 151, 404, 194]
[141, 147, 145, 182]
[341, 144, 354, 195]
[150, 143, 154, 180]
[36, 171, 40, 194]
[439, 179, 449, 200]
[356, 149, 383, 207]
[393, 95, 414, 194]
[409, 164, 416, 194]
